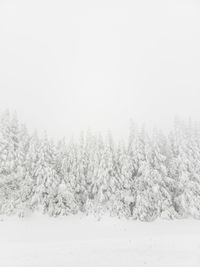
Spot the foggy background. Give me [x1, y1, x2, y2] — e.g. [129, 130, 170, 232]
[0, 0, 199, 139]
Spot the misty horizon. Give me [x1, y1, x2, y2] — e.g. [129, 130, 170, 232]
[0, 0, 200, 139]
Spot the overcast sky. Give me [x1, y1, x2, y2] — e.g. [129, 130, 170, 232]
[0, 0, 200, 139]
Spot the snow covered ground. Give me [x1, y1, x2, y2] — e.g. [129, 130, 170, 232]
[0, 214, 199, 267]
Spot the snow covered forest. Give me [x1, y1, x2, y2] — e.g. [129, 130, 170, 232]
[0, 111, 200, 221]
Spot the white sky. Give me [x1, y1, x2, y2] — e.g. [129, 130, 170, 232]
[0, 0, 200, 139]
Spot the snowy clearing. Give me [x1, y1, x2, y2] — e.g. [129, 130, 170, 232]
[0, 215, 199, 267]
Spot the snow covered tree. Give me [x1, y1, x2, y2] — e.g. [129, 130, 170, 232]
[0, 111, 29, 215]
[168, 120, 200, 219]
[0, 110, 200, 221]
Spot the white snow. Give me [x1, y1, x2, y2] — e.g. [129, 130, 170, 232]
[0, 215, 199, 267]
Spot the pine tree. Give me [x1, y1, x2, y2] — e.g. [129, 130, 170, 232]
[0, 112, 25, 215]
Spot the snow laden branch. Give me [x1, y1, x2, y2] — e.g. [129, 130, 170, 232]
[0, 111, 200, 221]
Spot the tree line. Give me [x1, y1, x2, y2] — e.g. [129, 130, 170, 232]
[0, 111, 200, 221]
